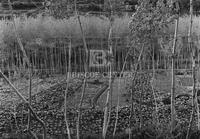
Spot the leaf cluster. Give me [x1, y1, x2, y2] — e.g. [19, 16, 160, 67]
[129, 0, 178, 47]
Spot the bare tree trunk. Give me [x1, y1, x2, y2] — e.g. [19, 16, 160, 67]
[150, 21, 158, 131]
[139, 81, 143, 130]
[191, 0, 200, 131]
[102, 1, 114, 138]
[186, 0, 196, 138]
[27, 65, 32, 131]
[196, 81, 200, 130]
[7, 1, 47, 138]
[170, 0, 179, 133]
[74, 1, 89, 139]
[151, 40, 159, 136]
[113, 47, 132, 137]
[0, 71, 47, 139]
[64, 40, 72, 139]
[102, 25, 112, 139]
[129, 45, 144, 139]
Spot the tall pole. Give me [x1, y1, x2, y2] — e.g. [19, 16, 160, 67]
[74, 0, 89, 138]
[102, 0, 114, 138]
[186, 0, 196, 138]
[171, 0, 179, 134]
[64, 40, 72, 139]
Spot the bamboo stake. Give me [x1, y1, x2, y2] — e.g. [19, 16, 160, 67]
[151, 45, 158, 127]
[171, 0, 179, 134]
[193, 4, 200, 134]
[27, 64, 32, 130]
[7, 0, 46, 138]
[150, 20, 158, 135]
[128, 45, 144, 139]
[74, 0, 89, 138]
[44, 47, 47, 74]
[64, 40, 72, 139]
[197, 35, 200, 129]
[0, 70, 47, 139]
[139, 79, 143, 130]
[186, 0, 197, 138]
[113, 47, 132, 137]
[34, 50, 37, 72]
[102, 0, 114, 138]
[105, 28, 114, 136]
[196, 79, 200, 130]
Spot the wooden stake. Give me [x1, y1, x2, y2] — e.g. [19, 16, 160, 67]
[171, 1, 179, 134]
[74, 0, 89, 138]
[128, 45, 144, 139]
[102, 1, 114, 138]
[186, 0, 197, 138]
[0, 70, 47, 139]
[64, 40, 72, 139]
[27, 64, 32, 131]
[113, 46, 132, 137]
[7, 0, 47, 138]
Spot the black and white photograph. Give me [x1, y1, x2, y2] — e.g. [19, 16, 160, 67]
[0, 0, 200, 138]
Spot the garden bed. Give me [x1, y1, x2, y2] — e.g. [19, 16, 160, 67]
[0, 72, 199, 139]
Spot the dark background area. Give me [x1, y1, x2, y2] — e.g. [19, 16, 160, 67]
[0, 0, 199, 14]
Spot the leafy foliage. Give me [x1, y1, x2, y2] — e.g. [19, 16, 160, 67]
[47, 0, 200, 19]
[129, 0, 176, 45]
[129, 0, 179, 59]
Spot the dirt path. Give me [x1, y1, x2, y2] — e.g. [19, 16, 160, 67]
[97, 78, 128, 108]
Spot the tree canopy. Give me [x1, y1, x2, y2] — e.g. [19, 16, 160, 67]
[129, 0, 179, 59]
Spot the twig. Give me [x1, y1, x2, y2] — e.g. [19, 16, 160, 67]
[29, 130, 39, 139]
